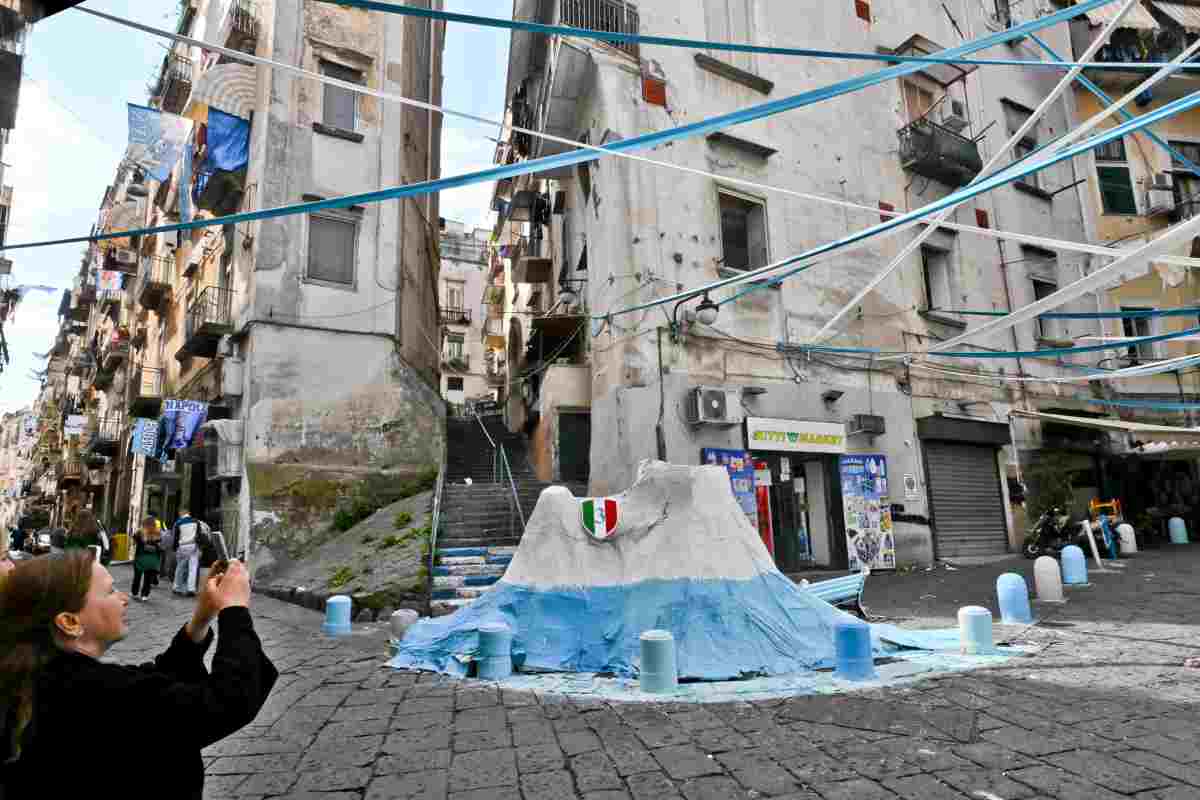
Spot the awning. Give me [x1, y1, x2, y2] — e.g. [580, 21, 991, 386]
[1012, 409, 1200, 448]
[1152, 1, 1200, 31]
[1075, 0, 1160, 30]
[183, 64, 256, 123]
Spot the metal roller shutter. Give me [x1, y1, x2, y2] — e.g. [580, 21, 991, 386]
[925, 442, 1008, 559]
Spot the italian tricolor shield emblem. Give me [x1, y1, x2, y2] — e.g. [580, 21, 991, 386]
[580, 497, 620, 540]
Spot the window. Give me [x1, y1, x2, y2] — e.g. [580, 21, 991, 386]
[321, 61, 361, 132]
[704, 0, 755, 73]
[1095, 138, 1137, 215]
[920, 245, 955, 313]
[995, 0, 1013, 27]
[446, 377, 464, 392]
[307, 214, 356, 286]
[903, 81, 934, 124]
[445, 282, 464, 311]
[1003, 101, 1044, 193]
[1170, 140, 1200, 220]
[1122, 308, 1155, 364]
[1031, 279, 1057, 340]
[718, 190, 768, 272]
[446, 333, 465, 360]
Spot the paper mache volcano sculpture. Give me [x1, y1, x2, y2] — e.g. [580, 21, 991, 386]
[391, 461, 950, 680]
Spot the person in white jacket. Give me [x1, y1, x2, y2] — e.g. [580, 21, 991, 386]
[172, 510, 202, 596]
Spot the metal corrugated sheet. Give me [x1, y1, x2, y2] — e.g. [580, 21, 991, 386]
[1076, 0, 1161, 30]
[1152, 1, 1200, 31]
[925, 442, 1009, 559]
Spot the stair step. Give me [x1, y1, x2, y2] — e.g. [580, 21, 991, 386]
[433, 563, 507, 577]
[438, 555, 486, 566]
[431, 599, 472, 616]
[431, 588, 460, 600]
[435, 538, 522, 550]
[487, 554, 513, 565]
[438, 547, 488, 558]
[455, 586, 493, 599]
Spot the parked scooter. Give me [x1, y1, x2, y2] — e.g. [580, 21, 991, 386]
[1023, 507, 1088, 558]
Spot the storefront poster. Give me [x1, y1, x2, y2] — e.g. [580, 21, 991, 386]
[839, 454, 896, 572]
[702, 448, 757, 530]
[754, 460, 775, 557]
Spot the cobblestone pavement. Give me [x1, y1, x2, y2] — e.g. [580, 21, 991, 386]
[105, 546, 1200, 800]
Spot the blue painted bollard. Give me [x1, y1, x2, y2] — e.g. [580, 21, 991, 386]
[958, 606, 993, 655]
[1169, 517, 1189, 544]
[321, 595, 352, 636]
[996, 573, 1033, 625]
[834, 619, 876, 681]
[1061, 545, 1088, 585]
[477, 623, 514, 680]
[640, 630, 678, 694]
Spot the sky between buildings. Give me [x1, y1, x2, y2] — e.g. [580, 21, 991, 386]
[0, 0, 508, 413]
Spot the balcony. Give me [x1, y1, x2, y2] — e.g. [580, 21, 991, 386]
[99, 289, 125, 313]
[137, 255, 173, 310]
[513, 237, 553, 283]
[177, 286, 234, 360]
[86, 415, 123, 458]
[101, 339, 130, 373]
[440, 237, 488, 265]
[131, 325, 147, 349]
[442, 351, 470, 371]
[91, 366, 114, 391]
[225, 0, 259, 55]
[507, 0, 638, 159]
[156, 52, 193, 115]
[104, 246, 140, 275]
[441, 307, 472, 326]
[57, 459, 83, 488]
[1072, 16, 1200, 100]
[68, 352, 94, 377]
[898, 117, 983, 188]
[129, 362, 164, 418]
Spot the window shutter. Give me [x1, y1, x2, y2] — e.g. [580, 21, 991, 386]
[308, 216, 356, 284]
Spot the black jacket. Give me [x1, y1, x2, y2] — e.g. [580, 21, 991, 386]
[0, 607, 278, 800]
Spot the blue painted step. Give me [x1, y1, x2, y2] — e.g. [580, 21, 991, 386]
[431, 588, 459, 600]
[439, 546, 488, 558]
[486, 554, 513, 565]
[464, 575, 500, 587]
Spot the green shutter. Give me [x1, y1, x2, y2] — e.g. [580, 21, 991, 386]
[1097, 166, 1137, 215]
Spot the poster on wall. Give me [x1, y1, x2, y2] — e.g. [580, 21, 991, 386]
[702, 448, 757, 530]
[754, 460, 775, 557]
[839, 454, 895, 572]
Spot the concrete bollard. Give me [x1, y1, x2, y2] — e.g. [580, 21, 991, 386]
[996, 573, 1033, 625]
[1169, 517, 1189, 544]
[1117, 523, 1137, 555]
[476, 623, 514, 680]
[639, 630, 678, 693]
[958, 606, 993, 655]
[1061, 545, 1088, 585]
[390, 609, 420, 640]
[321, 595, 352, 636]
[1033, 556, 1065, 603]
[833, 619, 876, 681]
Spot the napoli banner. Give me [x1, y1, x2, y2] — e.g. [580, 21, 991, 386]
[161, 399, 209, 454]
[130, 418, 158, 457]
[127, 103, 193, 182]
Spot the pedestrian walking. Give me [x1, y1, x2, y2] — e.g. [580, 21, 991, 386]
[159, 516, 176, 585]
[172, 510, 201, 596]
[63, 510, 110, 565]
[0, 551, 277, 799]
[131, 517, 164, 602]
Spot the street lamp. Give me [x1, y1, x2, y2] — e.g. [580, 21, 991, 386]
[670, 292, 720, 341]
[558, 283, 578, 307]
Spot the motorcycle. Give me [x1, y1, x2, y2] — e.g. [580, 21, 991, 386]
[1023, 507, 1087, 558]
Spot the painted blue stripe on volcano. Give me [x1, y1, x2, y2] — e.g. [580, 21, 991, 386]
[390, 571, 957, 680]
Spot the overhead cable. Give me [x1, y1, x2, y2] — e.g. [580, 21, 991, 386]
[23, 0, 1111, 257]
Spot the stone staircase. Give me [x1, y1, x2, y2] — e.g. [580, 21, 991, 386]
[430, 415, 585, 615]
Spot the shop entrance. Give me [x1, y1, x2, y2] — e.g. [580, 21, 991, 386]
[749, 452, 847, 572]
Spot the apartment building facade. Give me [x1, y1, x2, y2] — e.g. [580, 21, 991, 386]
[22, 0, 447, 566]
[437, 219, 500, 408]
[490, 0, 1200, 569]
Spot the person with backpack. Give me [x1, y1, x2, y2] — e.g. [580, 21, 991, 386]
[131, 517, 165, 602]
[172, 510, 203, 597]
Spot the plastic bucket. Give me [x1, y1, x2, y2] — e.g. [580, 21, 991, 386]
[639, 630, 678, 694]
[834, 620, 876, 681]
[476, 623, 513, 680]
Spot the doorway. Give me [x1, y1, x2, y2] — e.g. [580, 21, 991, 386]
[749, 453, 847, 572]
[558, 411, 591, 483]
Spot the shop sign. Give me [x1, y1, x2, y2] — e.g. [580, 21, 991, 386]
[839, 454, 895, 572]
[746, 418, 847, 454]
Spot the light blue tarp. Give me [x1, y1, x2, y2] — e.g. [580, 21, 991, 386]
[391, 572, 961, 680]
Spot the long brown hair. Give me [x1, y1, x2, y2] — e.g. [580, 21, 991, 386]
[0, 551, 94, 763]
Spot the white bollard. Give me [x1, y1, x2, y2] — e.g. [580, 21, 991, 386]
[1117, 523, 1137, 555]
[1033, 556, 1065, 603]
[390, 609, 420, 640]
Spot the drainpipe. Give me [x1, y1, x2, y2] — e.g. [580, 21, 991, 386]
[656, 328, 667, 462]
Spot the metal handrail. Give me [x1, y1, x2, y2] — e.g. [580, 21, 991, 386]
[476, 410, 524, 541]
[425, 460, 447, 616]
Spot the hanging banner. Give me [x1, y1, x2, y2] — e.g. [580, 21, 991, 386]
[127, 103, 194, 182]
[839, 454, 895, 572]
[130, 418, 159, 457]
[702, 448, 757, 531]
[160, 399, 209, 456]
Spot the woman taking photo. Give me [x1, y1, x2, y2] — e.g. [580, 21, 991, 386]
[0, 551, 277, 799]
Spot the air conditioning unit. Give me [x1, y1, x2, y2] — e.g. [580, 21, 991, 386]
[685, 386, 744, 426]
[849, 414, 886, 436]
[1146, 187, 1176, 217]
[942, 100, 968, 133]
[112, 249, 138, 267]
[1150, 172, 1174, 191]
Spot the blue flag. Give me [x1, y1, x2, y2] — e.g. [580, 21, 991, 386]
[129, 418, 158, 457]
[160, 399, 209, 457]
[127, 104, 193, 183]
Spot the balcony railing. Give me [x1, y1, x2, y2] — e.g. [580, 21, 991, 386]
[156, 52, 193, 114]
[130, 362, 164, 418]
[57, 459, 83, 486]
[101, 339, 131, 373]
[137, 255, 174, 310]
[443, 351, 470, 370]
[558, 0, 639, 58]
[226, 0, 260, 54]
[440, 238, 488, 264]
[440, 307, 472, 326]
[179, 286, 234, 359]
[898, 117, 983, 188]
[86, 415, 123, 457]
[99, 289, 125, 312]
